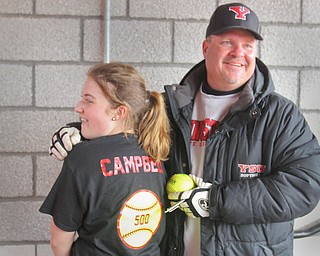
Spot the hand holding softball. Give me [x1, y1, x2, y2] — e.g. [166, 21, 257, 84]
[166, 174, 212, 218]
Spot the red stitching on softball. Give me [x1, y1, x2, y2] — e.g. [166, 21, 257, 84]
[126, 201, 159, 211]
[122, 228, 153, 239]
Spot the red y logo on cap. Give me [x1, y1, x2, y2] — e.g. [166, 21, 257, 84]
[229, 6, 250, 20]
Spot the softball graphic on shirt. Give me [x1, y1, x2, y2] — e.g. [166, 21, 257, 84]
[117, 189, 162, 249]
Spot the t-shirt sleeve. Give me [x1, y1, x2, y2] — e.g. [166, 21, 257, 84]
[39, 160, 83, 232]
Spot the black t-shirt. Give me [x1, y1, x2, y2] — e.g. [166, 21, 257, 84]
[40, 134, 167, 256]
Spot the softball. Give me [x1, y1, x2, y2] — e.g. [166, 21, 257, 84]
[166, 173, 196, 193]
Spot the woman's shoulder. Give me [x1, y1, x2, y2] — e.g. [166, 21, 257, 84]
[69, 134, 140, 157]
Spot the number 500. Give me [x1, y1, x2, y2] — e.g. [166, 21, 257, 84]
[134, 214, 150, 225]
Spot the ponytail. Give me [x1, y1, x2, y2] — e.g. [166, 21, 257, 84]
[138, 91, 171, 162]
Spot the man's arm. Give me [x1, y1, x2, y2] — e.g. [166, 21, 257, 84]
[50, 218, 76, 256]
[209, 103, 320, 224]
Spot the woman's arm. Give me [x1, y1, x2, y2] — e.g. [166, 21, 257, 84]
[50, 218, 76, 256]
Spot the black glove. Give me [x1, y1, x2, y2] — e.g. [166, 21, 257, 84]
[168, 187, 210, 217]
[49, 123, 82, 161]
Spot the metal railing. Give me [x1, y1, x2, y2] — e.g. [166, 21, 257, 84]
[294, 219, 320, 239]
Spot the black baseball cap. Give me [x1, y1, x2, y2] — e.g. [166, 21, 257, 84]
[206, 2, 263, 40]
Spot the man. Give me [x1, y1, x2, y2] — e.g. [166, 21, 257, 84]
[49, 3, 320, 256]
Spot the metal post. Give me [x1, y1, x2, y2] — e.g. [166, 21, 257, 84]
[104, 0, 111, 63]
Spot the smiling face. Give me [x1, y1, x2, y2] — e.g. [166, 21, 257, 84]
[74, 76, 124, 139]
[202, 29, 257, 91]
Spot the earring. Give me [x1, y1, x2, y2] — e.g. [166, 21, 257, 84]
[112, 117, 116, 121]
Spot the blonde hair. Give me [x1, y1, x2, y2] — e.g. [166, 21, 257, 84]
[87, 62, 171, 162]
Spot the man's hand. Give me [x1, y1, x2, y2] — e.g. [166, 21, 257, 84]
[168, 187, 210, 218]
[168, 175, 212, 218]
[49, 126, 81, 161]
[189, 174, 212, 188]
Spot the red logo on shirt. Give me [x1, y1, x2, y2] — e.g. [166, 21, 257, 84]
[191, 118, 219, 142]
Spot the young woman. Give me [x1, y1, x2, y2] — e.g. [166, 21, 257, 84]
[40, 62, 171, 256]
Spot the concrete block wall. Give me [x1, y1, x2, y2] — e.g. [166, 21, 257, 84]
[0, 0, 319, 255]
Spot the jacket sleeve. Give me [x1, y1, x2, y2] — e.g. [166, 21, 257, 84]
[209, 100, 320, 224]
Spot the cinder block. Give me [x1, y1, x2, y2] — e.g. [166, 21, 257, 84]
[36, 0, 126, 17]
[219, 0, 301, 23]
[0, 0, 32, 14]
[35, 65, 90, 107]
[0, 17, 80, 61]
[0, 156, 33, 197]
[110, 20, 172, 63]
[36, 0, 102, 16]
[84, 19, 104, 62]
[0, 110, 77, 152]
[303, 0, 320, 24]
[136, 65, 191, 91]
[0, 201, 50, 241]
[0, 64, 32, 107]
[130, 0, 215, 19]
[260, 26, 320, 67]
[36, 156, 63, 197]
[300, 70, 320, 110]
[303, 112, 320, 141]
[174, 21, 207, 63]
[110, 0, 127, 17]
[0, 245, 35, 256]
[37, 244, 53, 256]
[270, 69, 299, 104]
